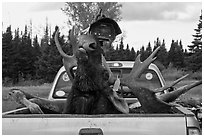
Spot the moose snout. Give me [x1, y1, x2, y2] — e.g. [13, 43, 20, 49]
[89, 42, 97, 50]
[82, 41, 97, 51]
[78, 35, 97, 52]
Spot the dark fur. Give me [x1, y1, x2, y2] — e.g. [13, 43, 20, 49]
[131, 87, 172, 113]
[63, 36, 120, 114]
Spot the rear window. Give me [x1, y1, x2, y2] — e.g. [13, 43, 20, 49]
[112, 68, 162, 89]
[53, 68, 162, 99]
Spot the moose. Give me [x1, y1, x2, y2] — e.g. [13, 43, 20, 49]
[8, 23, 201, 114]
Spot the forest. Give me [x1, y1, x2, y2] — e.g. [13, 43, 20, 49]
[2, 2, 202, 86]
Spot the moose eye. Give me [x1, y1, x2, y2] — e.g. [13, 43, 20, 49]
[108, 34, 112, 37]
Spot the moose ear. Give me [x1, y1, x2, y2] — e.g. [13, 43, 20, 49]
[108, 91, 129, 114]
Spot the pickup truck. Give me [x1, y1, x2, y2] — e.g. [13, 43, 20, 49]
[2, 61, 201, 135]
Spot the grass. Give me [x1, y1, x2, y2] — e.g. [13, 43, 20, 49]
[2, 79, 202, 113]
[2, 67, 202, 112]
[162, 68, 202, 106]
[162, 67, 202, 81]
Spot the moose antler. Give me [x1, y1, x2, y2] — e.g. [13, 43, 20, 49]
[158, 80, 202, 103]
[121, 47, 160, 88]
[154, 74, 189, 92]
[103, 46, 161, 87]
[55, 26, 78, 82]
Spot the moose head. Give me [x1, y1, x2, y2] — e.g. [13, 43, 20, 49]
[55, 26, 129, 114]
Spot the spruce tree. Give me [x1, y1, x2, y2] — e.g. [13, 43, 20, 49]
[188, 12, 202, 53]
[153, 37, 161, 51]
[139, 46, 145, 61]
[18, 25, 35, 79]
[41, 19, 49, 51]
[118, 37, 126, 60]
[174, 40, 185, 68]
[11, 28, 22, 83]
[37, 30, 64, 82]
[168, 40, 176, 67]
[157, 39, 168, 67]
[130, 47, 136, 61]
[33, 35, 41, 58]
[104, 44, 115, 60]
[125, 44, 131, 60]
[33, 35, 41, 79]
[186, 12, 202, 72]
[145, 42, 152, 57]
[2, 26, 13, 80]
[168, 40, 184, 68]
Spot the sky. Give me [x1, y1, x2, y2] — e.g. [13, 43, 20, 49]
[2, 1, 202, 51]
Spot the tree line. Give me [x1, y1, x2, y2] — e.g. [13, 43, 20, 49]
[2, 13, 202, 85]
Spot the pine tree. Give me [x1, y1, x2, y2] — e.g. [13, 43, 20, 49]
[118, 37, 126, 60]
[179, 40, 184, 53]
[2, 26, 13, 80]
[11, 28, 22, 83]
[119, 37, 124, 50]
[168, 40, 184, 68]
[33, 35, 41, 58]
[14, 25, 33, 80]
[153, 37, 161, 51]
[41, 19, 49, 51]
[141, 42, 153, 62]
[36, 31, 65, 82]
[168, 40, 176, 67]
[32, 35, 41, 78]
[113, 44, 120, 60]
[145, 42, 152, 57]
[130, 47, 136, 61]
[125, 44, 131, 60]
[135, 50, 140, 58]
[104, 44, 115, 60]
[188, 12, 202, 53]
[186, 12, 202, 72]
[157, 39, 168, 67]
[139, 46, 145, 61]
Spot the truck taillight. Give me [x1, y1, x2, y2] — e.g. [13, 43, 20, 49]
[187, 127, 201, 135]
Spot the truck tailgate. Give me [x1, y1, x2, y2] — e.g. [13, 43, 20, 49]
[2, 114, 186, 135]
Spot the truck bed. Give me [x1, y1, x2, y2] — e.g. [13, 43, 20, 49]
[3, 106, 195, 135]
[3, 113, 187, 135]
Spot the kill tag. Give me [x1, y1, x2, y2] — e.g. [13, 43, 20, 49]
[113, 75, 120, 92]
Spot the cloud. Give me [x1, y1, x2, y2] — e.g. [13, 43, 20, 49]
[28, 2, 65, 12]
[121, 2, 201, 21]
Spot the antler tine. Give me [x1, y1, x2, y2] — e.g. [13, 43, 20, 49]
[55, 27, 71, 58]
[120, 46, 160, 88]
[158, 80, 202, 103]
[69, 26, 80, 55]
[154, 74, 189, 93]
[55, 26, 77, 82]
[134, 46, 160, 77]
